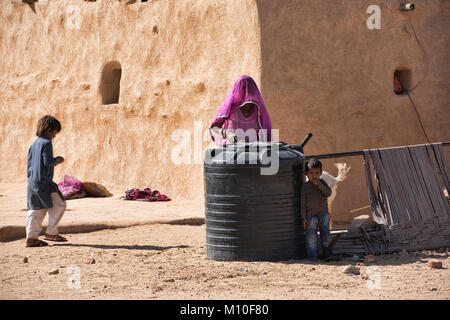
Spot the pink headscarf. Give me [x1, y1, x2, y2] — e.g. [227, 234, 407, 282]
[210, 75, 272, 145]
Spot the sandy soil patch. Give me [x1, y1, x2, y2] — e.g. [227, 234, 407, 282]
[1, 223, 449, 300]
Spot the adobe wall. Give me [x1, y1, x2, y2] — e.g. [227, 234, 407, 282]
[1, 0, 449, 225]
[0, 0, 261, 199]
[256, 0, 450, 224]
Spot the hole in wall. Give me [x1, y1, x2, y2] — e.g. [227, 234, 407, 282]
[100, 61, 122, 105]
[393, 69, 411, 95]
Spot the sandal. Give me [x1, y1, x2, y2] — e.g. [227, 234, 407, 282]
[44, 234, 68, 242]
[25, 239, 49, 247]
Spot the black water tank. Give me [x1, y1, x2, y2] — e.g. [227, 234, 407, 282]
[204, 142, 306, 261]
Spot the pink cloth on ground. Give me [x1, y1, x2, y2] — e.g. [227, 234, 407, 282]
[58, 175, 86, 199]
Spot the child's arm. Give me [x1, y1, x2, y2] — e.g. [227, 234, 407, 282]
[300, 185, 308, 227]
[27, 148, 32, 178]
[317, 179, 332, 198]
[42, 142, 64, 166]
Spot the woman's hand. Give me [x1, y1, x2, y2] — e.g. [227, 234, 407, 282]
[223, 129, 237, 143]
[303, 218, 309, 228]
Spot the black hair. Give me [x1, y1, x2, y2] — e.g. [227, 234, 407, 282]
[36, 115, 61, 137]
[305, 158, 323, 173]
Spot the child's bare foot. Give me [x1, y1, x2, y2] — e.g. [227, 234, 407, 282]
[44, 234, 68, 242]
[25, 238, 48, 247]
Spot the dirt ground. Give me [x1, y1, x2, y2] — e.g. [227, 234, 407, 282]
[1, 222, 449, 300]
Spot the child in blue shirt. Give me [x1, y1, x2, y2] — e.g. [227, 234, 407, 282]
[26, 115, 67, 247]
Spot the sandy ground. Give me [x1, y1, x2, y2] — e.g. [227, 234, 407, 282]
[1, 221, 449, 300]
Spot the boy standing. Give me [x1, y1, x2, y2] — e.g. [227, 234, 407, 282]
[301, 159, 332, 261]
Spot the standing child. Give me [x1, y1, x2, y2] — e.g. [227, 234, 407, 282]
[26, 115, 67, 247]
[301, 159, 332, 261]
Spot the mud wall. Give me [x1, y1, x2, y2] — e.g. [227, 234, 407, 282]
[0, 0, 261, 199]
[256, 0, 450, 224]
[1, 0, 449, 225]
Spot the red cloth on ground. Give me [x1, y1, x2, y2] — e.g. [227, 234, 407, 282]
[124, 188, 171, 201]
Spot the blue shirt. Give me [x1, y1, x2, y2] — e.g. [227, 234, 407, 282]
[27, 137, 65, 210]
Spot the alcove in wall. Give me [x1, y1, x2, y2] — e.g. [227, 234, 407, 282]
[100, 61, 122, 104]
[393, 69, 411, 95]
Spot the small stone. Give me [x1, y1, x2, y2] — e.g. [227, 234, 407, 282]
[342, 265, 360, 275]
[428, 260, 442, 269]
[436, 248, 444, 253]
[86, 258, 96, 265]
[352, 255, 360, 262]
[23, 257, 28, 263]
[365, 255, 376, 263]
[357, 262, 366, 266]
[48, 268, 59, 275]
[430, 287, 437, 291]
[400, 249, 409, 256]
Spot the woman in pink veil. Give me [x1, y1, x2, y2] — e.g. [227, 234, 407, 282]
[210, 75, 272, 146]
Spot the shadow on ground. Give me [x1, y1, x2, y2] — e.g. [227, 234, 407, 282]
[51, 243, 190, 251]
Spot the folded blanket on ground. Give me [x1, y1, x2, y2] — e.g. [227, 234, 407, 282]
[58, 175, 112, 199]
[58, 175, 86, 199]
[83, 181, 113, 197]
[124, 188, 171, 201]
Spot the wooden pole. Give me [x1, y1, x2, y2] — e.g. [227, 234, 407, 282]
[305, 141, 450, 160]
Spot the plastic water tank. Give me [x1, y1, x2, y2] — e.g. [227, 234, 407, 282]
[204, 142, 305, 261]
